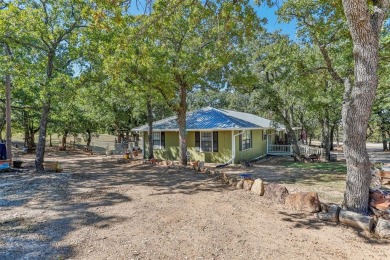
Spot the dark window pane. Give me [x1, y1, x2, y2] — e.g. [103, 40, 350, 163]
[195, 132, 200, 150]
[213, 131, 218, 152]
[161, 132, 165, 148]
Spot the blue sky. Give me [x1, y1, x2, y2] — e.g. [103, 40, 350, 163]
[255, 1, 297, 41]
[128, 1, 297, 41]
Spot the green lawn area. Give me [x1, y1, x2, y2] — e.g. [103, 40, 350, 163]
[282, 161, 347, 173]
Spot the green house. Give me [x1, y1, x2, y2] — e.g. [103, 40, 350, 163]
[132, 107, 284, 164]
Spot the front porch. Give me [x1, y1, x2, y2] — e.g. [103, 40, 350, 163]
[267, 143, 324, 156]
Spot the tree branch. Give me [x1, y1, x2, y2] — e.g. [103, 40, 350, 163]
[373, 0, 390, 37]
[4, 35, 49, 52]
[317, 44, 344, 84]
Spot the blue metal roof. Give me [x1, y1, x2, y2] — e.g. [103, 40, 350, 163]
[187, 107, 258, 129]
[132, 107, 273, 131]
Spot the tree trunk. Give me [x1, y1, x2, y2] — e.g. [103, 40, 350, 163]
[35, 49, 55, 172]
[5, 43, 12, 161]
[24, 129, 28, 149]
[147, 94, 154, 160]
[316, 204, 340, 222]
[28, 124, 39, 149]
[276, 108, 300, 161]
[341, 0, 389, 215]
[284, 123, 300, 161]
[29, 124, 36, 148]
[323, 108, 331, 161]
[24, 120, 38, 152]
[339, 209, 375, 232]
[380, 118, 388, 151]
[0, 107, 5, 141]
[330, 123, 336, 151]
[5, 74, 12, 160]
[289, 131, 301, 161]
[61, 130, 68, 151]
[86, 129, 92, 147]
[49, 134, 52, 147]
[177, 85, 188, 165]
[35, 103, 50, 172]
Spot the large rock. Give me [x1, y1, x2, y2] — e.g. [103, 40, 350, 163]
[243, 179, 254, 191]
[375, 218, 390, 239]
[369, 190, 390, 211]
[229, 177, 238, 186]
[264, 183, 289, 204]
[236, 179, 244, 189]
[285, 192, 321, 213]
[250, 178, 265, 196]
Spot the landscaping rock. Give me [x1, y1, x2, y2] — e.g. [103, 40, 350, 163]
[339, 209, 374, 233]
[285, 192, 321, 213]
[264, 183, 289, 204]
[243, 179, 254, 191]
[236, 179, 244, 189]
[222, 173, 229, 182]
[369, 190, 390, 211]
[375, 218, 390, 239]
[229, 177, 238, 186]
[316, 204, 340, 222]
[250, 178, 265, 196]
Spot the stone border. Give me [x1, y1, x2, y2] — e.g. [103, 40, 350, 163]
[145, 160, 390, 239]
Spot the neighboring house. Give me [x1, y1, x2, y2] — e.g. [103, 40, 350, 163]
[132, 107, 287, 164]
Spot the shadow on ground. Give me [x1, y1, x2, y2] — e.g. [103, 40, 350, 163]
[278, 211, 390, 245]
[0, 160, 224, 259]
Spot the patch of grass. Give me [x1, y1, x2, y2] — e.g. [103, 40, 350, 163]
[282, 161, 347, 173]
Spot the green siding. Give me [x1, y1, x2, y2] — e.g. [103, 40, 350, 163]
[233, 129, 267, 164]
[143, 129, 268, 164]
[144, 131, 179, 161]
[144, 130, 232, 163]
[187, 131, 232, 163]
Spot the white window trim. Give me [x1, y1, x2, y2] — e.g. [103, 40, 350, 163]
[241, 130, 252, 151]
[152, 132, 163, 150]
[200, 131, 213, 153]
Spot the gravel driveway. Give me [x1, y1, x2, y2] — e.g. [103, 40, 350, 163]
[1, 147, 389, 259]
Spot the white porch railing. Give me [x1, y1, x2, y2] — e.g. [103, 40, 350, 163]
[267, 145, 292, 155]
[267, 144, 324, 156]
[299, 144, 324, 155]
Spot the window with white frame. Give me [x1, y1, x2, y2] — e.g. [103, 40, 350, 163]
[195, 131, 218, 152]
[240, 130, 252, 151]
[152, 132, 165, 149]
[201, 132, 212, 152]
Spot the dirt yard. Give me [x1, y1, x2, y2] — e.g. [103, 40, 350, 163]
[1, 147, 390, 259]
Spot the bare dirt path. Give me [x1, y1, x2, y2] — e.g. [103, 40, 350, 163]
[1, 148, 389, 259]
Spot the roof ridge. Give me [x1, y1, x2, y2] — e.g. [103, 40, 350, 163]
[131, 106, 271, 131]
[215, 108, 263, 127]
[208, 107, 262, 127]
